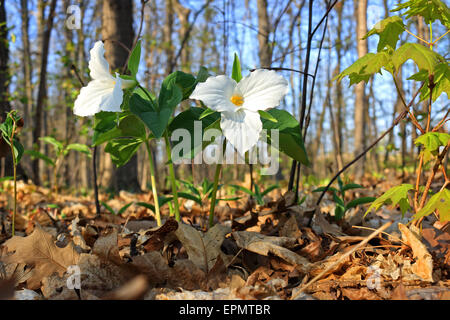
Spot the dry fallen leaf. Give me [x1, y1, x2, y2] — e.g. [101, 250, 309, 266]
[175, 223, 231, 272]
[232, 231, 310, 273]
[399, 223, 433, 282]
[2, 224, 80, 289]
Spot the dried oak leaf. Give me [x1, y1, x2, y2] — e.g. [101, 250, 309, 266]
[2, 224, 80, 289]
[399, 223, 433, 282]
[175, 223, 231, 272]
[232, 231, 311, 273]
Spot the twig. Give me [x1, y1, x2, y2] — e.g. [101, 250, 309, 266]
[314, 83, 424, 209]
[290, 220, 392, 299]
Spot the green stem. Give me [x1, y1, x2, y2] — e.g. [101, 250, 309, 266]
[208, 139, 227, 228]
[145, 140, 161, 226]
[164, 133, 180, 221]
[10, 122, 17, 237]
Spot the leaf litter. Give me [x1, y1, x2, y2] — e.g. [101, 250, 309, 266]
[0, 176, 449, 300]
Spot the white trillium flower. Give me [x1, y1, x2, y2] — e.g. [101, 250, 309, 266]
[73, 41, 135, 117]
[189, 69, 289, 155]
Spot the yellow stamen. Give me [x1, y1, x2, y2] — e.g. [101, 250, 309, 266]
[230, 95, 244, 107]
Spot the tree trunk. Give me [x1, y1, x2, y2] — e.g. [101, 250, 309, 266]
[101, 0, 140, 192]
[353, 0, 368, 180]
[256, 0, 272, 67]
[32, 0, 57, 186]
[0, 0, 9, 119]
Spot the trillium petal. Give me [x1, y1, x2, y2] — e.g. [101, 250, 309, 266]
[73, 78, 122, 117]
[238, 69, 289, 112]
[89, 41, 114, 80]
[189, 75, 237, 113]
[221, 109, 262, 156]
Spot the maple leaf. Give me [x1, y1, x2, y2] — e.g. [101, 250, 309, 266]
[363, 16, 405, 52]
[2, 225, 80, 289]
[365, 184, 414, 217]
[413, 189, 450, 222]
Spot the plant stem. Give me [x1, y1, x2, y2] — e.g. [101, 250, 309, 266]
[209, 162, 222, 228]
[164, 133, 180, 221]
[145, 140, 161, 226]
[9, 119, 17, 236]
[208, 139, 226, 228]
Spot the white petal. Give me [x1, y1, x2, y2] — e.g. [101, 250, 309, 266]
[189, 75, 237, 113]
[89, 41, 114, 80]
[221, 109, 262, 156]
[237, 69, 289, 112]
[73, 78, 122, 117]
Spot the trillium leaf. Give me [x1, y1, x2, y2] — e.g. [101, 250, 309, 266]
[159, 71, 197, 110]
[258, 110, 278, 123]
[391, 43, 445, 74]
[341, 183, 364, 192]
[128, 40, 141, 76]
[93, 114, 146, 146]
[232, 53, 243, 83]
[365, 184, 414, 217]
[197, 66, 210, 83]
[363, 16, 405, 51]
[12, 139, 24, 163]
[261, 109, 310, 166]
[391, 0, 450, 28]
[168, 107, 221, 159]
[130, 93, 172, 139]
[413, 189, 450, 222]
[105, 138, 143, 167]
[334, 51, 391, 85]
[199, 108, 217, 120]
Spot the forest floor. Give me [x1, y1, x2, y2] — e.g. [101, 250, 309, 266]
[0, 169, 449, 300]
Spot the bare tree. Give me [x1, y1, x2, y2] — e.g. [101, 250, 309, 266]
[101, 0, 140, 192]
[353, 0, 368, 180]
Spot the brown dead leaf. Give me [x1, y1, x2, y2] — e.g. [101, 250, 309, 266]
[232, 231, 310, 273]
[175, 223, 231, 272]
[2, 224, 80, 289]
[341, 287, 381, 300]
[102, 275, 149, 300]
[399, 223, 433, 282]
[92, 228, 122, 265]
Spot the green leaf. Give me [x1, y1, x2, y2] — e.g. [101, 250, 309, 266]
[415, 132, 450, 163]
[13, 139, 24, 163]
[346, 197, 377, 209]
[333, 192, 345, 207]
[130, 93, 171, 139]
[413, 189, 450, 222]
[258, 110, 278, 123]
[312, 186, 339, 194]
[230, 184, 256, 197]
[261, 184, 279, 196]
[40, 136, 64, 153]
[177, 192, 202, 206]
[93, 114, 147, 146]
[197, 66, 210, 83]
[365, 184, 414, 217]
[363, 16, 405, 51]
[128, 40, 141, 76]
[118, 202, 134, 215]
[335, 52, 391, 85]
[391, 43, 445, 75]
[261, 109, 310, 166]
[168, 107, 221, 159]
[25, 150, 55, 166]
[199, 108, 217, 120]
[66, 144, 92, 157]
[342, 183, 364, 192]
[93, 112, 117, 145]
[104, 138, 142, 167]
[391, 0, 450, 28]
[159, 71, 197, 110]
[408, 62, 450, 102]
[232, 53, 243, 83]
[101, 201, 116, 215]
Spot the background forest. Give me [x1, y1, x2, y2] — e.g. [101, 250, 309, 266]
[1, 0, 447, 194]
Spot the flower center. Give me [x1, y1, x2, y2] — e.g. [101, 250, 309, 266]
[230, 95, 244, 107]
